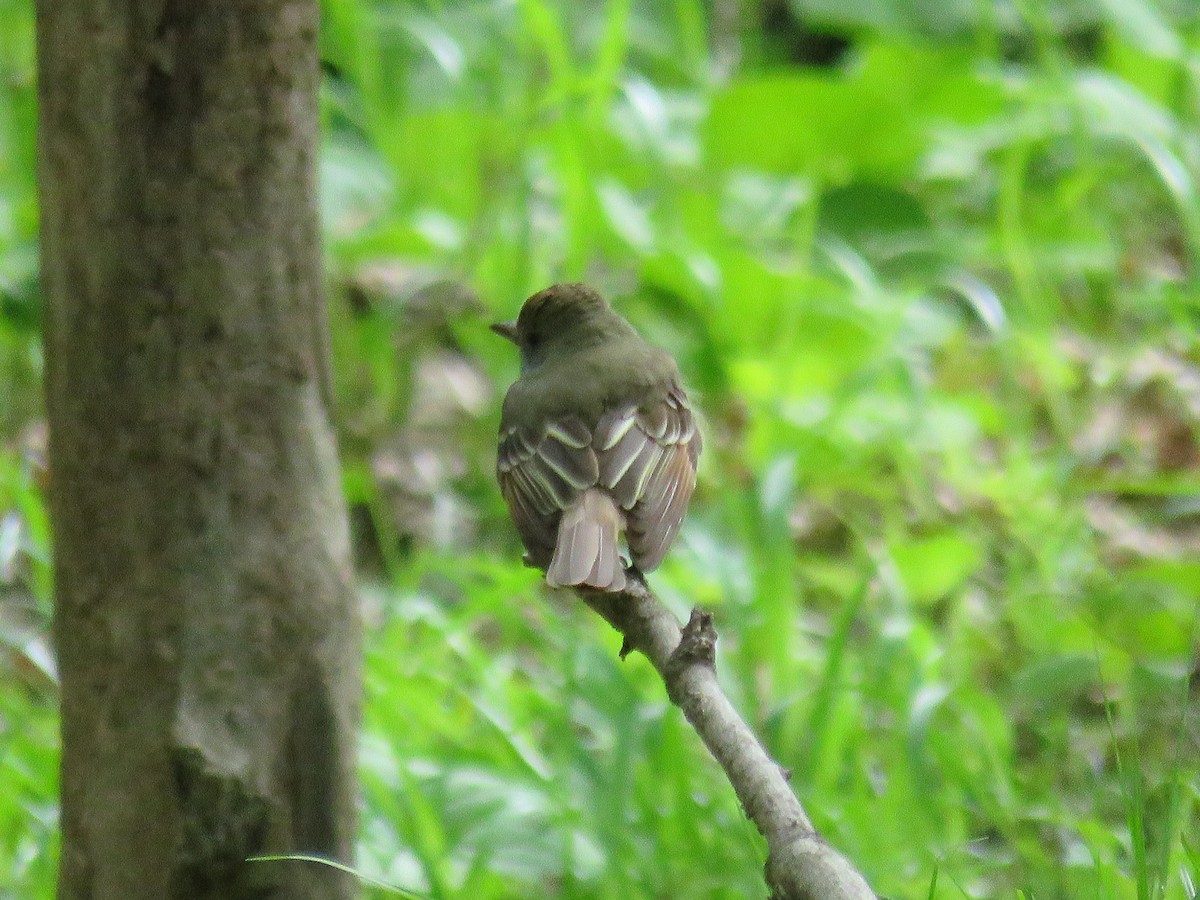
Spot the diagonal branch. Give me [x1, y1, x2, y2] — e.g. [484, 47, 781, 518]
[577, 573, 876, 900]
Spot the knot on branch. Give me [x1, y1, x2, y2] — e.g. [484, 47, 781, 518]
[666, 607, 717, 674]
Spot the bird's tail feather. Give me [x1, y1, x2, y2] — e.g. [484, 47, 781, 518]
[546, 489, 627, 591]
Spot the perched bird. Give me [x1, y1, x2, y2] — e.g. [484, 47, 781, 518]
[493, 283, 701, 592]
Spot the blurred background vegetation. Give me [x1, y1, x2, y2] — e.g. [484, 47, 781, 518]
[3, 0, 1200, 897]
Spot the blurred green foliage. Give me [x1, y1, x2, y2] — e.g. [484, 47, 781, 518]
[2, 0, 1200, 897]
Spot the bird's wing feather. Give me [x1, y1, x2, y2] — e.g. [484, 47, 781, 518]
[597, 385, 700, 572]
[498, 414, 599, 565]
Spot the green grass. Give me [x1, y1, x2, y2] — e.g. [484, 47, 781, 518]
[3, 0, 1200, 897]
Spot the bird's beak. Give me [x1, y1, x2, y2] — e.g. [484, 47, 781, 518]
[490, 320, 519, 344]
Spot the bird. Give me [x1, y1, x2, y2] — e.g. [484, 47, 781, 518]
[492, 283, 702, 592]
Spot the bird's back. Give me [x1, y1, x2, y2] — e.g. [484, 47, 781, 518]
[502, 336, 680, 432]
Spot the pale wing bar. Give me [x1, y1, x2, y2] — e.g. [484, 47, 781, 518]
[497, 414, 598, 565]
[595, 386, 700, 572]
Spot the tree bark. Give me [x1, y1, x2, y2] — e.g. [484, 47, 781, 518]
[36, 3, 360, 899]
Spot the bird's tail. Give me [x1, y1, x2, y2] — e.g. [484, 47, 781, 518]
[546, 488, 627, 591]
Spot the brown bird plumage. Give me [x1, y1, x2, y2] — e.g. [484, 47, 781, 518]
[493, 283, 701, 591]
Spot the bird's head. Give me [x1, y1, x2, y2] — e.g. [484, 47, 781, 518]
[491, 283, 631, 372]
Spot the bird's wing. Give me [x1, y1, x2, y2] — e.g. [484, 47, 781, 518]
[497, 415, 599, 565]
[594, 384, 701, 572]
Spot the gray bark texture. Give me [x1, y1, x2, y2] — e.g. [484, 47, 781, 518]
[36, 2, 361, 899]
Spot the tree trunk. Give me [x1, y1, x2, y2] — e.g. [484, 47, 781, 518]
[36, 3, 361, 898]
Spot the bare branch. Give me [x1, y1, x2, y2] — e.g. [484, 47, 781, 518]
[577, 574, 876, 900]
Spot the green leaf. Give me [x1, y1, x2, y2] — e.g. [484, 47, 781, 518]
[890, 531, 980, 603]
[705, 42, 1003, 179]
[1012, 654, 1099, 712]
[706, 72, 920, 179]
